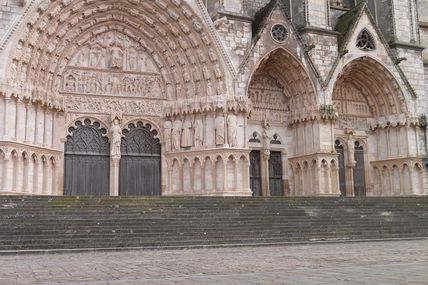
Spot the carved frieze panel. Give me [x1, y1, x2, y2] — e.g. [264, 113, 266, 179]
[61, 31, 166, 99]
[65, 95, 163, 116]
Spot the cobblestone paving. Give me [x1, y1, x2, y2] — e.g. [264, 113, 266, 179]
[0, 240, 427, 285]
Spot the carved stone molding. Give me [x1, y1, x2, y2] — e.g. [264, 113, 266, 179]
[368, 114, 421, 130]
[65, 96, 163, 116]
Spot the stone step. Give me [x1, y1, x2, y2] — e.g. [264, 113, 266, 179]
[1, 196, 427, 251]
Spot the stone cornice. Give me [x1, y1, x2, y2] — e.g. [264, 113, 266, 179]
[0, 141, 63, 155]
[370, 157, 426, 165]
[288, 105, 338, 126]
[419, 21, 428, 28]
[217, 10, 254, 23]
[368, 114, 422, 130]
[298, 26, 341, 37]
[0, 84, 65, 112]
[389, 40, 426, 51]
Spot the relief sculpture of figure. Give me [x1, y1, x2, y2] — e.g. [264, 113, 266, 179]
[227, 113, 238, 147]
[110, 118, 122, 158]
[164, 121, 172, 153]
[172, 118, 182, 151]
[215, 114, 225, 146]
[181, 117, 193, 148]
[193, 116, 204, 149]
[110, 41, 124, 69]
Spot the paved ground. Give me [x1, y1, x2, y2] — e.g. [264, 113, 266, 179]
[0, 239, 427, 285]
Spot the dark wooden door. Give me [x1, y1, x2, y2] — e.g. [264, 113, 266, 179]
[269, 151, 283, 196]
[119, 122, 161, 196]
[250, 151, 262, 197]
[353, 142, 366, 196]
[335, 140, 346, 196]
[64, 119, 110, 196]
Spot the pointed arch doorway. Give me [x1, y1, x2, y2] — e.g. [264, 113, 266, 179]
[119, 121, 161, 196]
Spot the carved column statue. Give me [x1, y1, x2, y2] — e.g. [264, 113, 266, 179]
[181, 116, 193, 148]
[227, 113, 238, 147]
[346, 130, 356, 197]
[261, 120, 271, 196]
[193, 116, 204, 149]
[172, 117, 182, 151]
[109, 117, 122, 196]
[164, 121, 172, 153]
[215, 113, 225, 146]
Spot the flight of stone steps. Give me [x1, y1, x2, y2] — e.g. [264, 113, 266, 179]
[0, 196, 427, 251]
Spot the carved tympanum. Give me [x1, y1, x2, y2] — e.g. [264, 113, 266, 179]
[248, 73, 289, 124]
[62, 31, 165, 99]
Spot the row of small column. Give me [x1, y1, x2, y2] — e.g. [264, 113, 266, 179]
[372, 163, 426, 196]
[0, 96, 59, 148]
[165, 155, 251, 195]
[289, 159, 340, 196]
[0, 149, 59, 195]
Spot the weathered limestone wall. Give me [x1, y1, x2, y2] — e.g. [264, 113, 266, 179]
[243, 0, 271, 17]
[214, 17, 252, 70]
[0, 0, 23, 40]
[391, 0, 419, 43]
[307, 0, 330, 29]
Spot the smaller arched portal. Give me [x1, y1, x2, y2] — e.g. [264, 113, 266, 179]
[333, 56, 408, 196]
[119, 121, 161, 196]
[247, 48, 317, 196]
[64, 119, 110, 196]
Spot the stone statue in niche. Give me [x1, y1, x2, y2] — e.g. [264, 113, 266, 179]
[110, 41, 124, 69]
[172, 118, 182, 151]
[65, 75, 77, 92]
[89, 47, 103, 68]
[181, 117, 193, 148]
[193, 116, 204, 149]
[227, 113, 238, 147]
[127, 48, 138, 71]
[110, 118, 122, 158]
[215, 114, 225, 146]
[164, 121, 172, 152]
[206, 81, 215, 97]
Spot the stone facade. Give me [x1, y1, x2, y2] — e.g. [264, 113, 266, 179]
[0, 0, 426, 197]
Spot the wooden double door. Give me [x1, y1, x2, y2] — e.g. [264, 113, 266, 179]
[64, 120, 161, 196]
[250, 150, 283, 197]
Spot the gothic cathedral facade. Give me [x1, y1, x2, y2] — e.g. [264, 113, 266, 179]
[0, 0, 427, 197]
